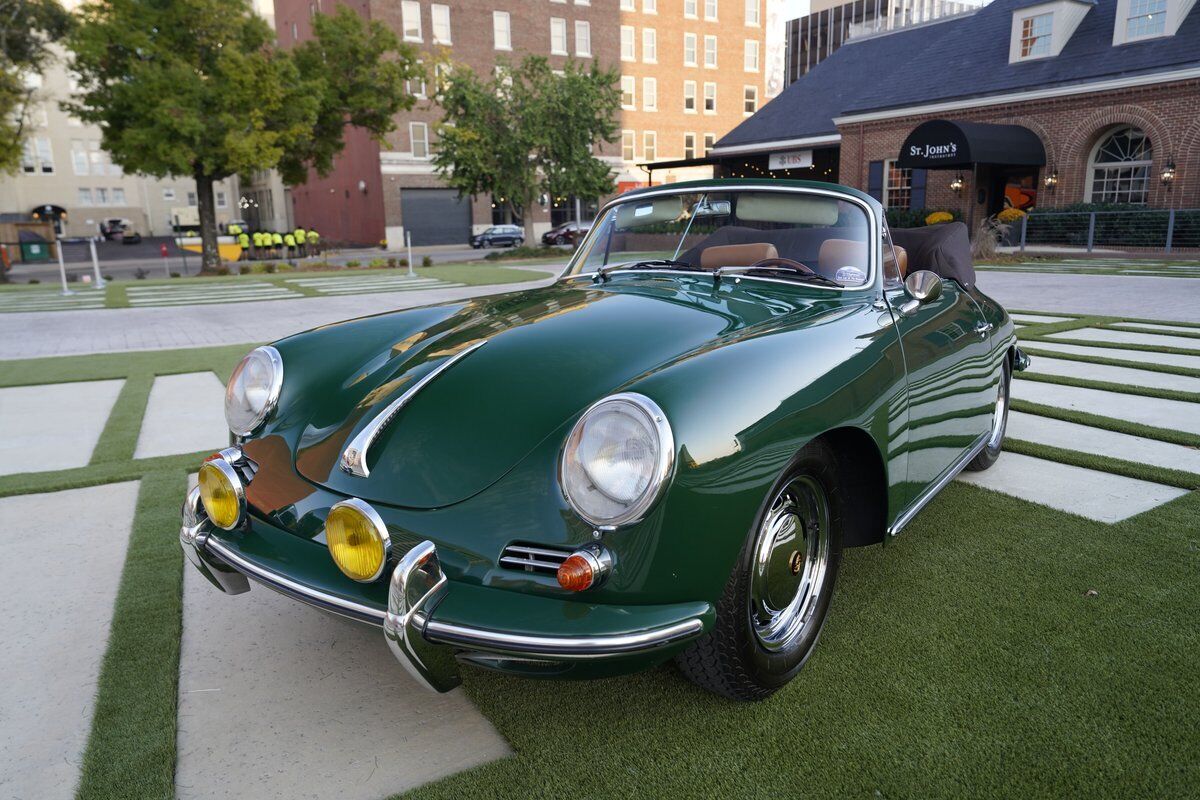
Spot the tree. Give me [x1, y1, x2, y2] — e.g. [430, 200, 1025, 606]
[433, 56, 620, 243]
[66, 1, 420, 271]
[0, 0, 72, 173]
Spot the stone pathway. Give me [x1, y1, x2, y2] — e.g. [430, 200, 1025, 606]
[1045, 327, 1200, 351]
[1010, 313, 1074, 325]
[0, 482, 140, 800]
[134, 373, 229, 459]
[1012, 380, 1200, 436]
[1023, 354, 1200, 393]
[125, 281, 302, 307]
[1109, 321, 1200, 335]
[0, 289, 107, 313]
[1006, 411, 1200, 474]
[0, 379, 124, 475]
[285, 273, 464, 295]
[1024, 341, 1200, 370]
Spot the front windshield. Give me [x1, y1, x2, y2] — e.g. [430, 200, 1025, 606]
[567, 189, 873, 288]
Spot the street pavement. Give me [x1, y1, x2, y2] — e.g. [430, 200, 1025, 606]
[976, 270, 1200, 321]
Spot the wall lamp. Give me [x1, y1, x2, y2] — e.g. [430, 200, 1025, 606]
[1161, 160, 1176, 187]
[949, 173, 965, 193]
[1043, 169, 1058, 190]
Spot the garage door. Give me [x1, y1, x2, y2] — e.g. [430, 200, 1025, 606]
[400, 188, 471, 246]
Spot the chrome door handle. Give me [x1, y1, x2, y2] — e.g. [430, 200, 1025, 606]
[974, 321, 993, 338]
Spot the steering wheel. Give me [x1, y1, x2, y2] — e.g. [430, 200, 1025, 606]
[749, 257, 820, 277]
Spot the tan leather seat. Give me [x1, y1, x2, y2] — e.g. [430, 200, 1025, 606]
[700, 243, 778, 270]
[894, 245, 908, 278]
[818, 238, 868, 277]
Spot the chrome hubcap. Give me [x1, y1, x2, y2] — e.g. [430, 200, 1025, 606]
[987, 368, 1009, 449]
[749, 476, 831, 651]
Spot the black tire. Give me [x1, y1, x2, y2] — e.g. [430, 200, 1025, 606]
[555, 235, 567, 245]
[675, 440, 844, 701]
[964, 357, 1011, 472]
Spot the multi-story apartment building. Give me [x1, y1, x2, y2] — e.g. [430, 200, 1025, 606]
[0, 51, 240, 239]
[274, 0, 772, 245]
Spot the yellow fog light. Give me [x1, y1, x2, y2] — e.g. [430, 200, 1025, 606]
[326, 498, 391, 582]
[198, 459, 245, 530]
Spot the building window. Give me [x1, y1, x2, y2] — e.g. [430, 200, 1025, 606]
[704, 0, 718, 20]
[96, 187, 109, 205]
[1126, 0, 1167, 39]
[703, 82, 716, 113]
[621, 26, 636, 60]
[113, 187, 127, 205]
[643, 77, 657, 110]
[1087, 126, 1152, 204]
[621, 76, 636, 109]
[406, 63, 427, 99]
[684, 132, 696, 160]
[643, 131, 657, 162]
[78, 188, 92, 206]
[431, 4, 451, 44]
[644, 0, 656, 12]
[683, 80, 697, 112]
[703, 133, 715, 155]
[163, 188, 175, 201]
[71, 140, 88, 175]
[1019, 12, 1052, 58]
[643, 28, 657, 62]
[744, 39, 759, 71]
[684, 0, 697, 17]
[575, 21, 591, 56]
[621, 130, 636, 162]
[684, 33, 697, 65]
[411, 122, 430, 159]
[550, 18, 568, 54]
[743, 85, 757, 114]
[215, 190, 226, 208]
[187, 191, 197, 206]
[745, 0, 759, 26]
[704, 35, 717, 68]
[493, 11, 511, 50]
[401, 0, 422, 42]
[621, 0, 634, 9]
[884, 159, 912, 208]
[35, 137, 54, 173]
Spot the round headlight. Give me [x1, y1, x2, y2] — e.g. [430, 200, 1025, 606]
[225, 346, 283, 436]
[561, 393, 674, 528]
[325, 499, 391, 582]
[198, 459, 244, 530]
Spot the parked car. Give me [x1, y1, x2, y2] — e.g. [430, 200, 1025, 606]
[470, 225, 524, 248]
[541, 220, 591, 247]
[99, 218, 132, 241]
[181, 179, 1025, 701]
[121, 229, 143, 244]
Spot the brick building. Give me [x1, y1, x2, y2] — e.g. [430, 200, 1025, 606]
[272, 0, 772, 245]
[709, 0, 1199, 229]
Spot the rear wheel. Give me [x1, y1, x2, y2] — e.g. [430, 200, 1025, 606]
[965, 357, 1011, 472]
[676, 441, 843, 701]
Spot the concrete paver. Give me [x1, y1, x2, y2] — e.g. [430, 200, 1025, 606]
[0, 379, 124, 475]
[134, 372, 229, 459]
[0, 482, 140, 800]
[1007, 410, 1200, 474]
[177, 566, 510, 800]
[1023, 341, 1200, 371]
[1011, 380, 1200, 436]
[957, 452, 1186, 522]
[1024, 355, 1200, 393]
[978, 271, 1200, 324]
[1045, 327, 1200, 351]
[1110, 322, 1200, 335]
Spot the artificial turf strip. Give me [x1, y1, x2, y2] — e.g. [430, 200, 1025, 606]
[1014, 370, 1200, 404]
[75, 469, 188, 800]
[89, 373, 155, 465]
[1020, 346, 1200, 379]
[1004, 437, 1200, 490]
[1023, 336, 1200, 358]
[0, 344, 253, 387]
[398, 485, 1200, 800]
[1009, 399, 1200, 449]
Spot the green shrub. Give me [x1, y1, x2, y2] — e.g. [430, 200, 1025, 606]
[387, 257, 398, 268]
[484, 244, 562, 261]
[28, 278, 40, 284]
[887, 207, 962, 228]
[170, 272, 181, 278]
[368, 257, 388, 267]
[422, 255, 433, 267]
[345, 260, 361, 267]
[399, 258, 408, 267]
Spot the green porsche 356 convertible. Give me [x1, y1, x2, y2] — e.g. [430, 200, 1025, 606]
[181, 179, 1027, 700]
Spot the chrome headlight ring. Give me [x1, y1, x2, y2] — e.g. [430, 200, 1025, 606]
[225, 345, 284, 437]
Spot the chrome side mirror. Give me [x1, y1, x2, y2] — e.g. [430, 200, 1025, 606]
[897, 270, 942, 317]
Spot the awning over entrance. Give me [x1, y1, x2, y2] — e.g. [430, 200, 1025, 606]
[897, 120, 1046, 169]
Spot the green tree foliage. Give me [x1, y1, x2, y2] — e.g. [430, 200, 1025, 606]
[0, 0, 73, 173]
[66, 0, 419, 270]
[433, 56, 619, 241]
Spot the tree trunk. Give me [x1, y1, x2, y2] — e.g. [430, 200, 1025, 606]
[195, 171, 220, 272]
[520, 195, 537, 245]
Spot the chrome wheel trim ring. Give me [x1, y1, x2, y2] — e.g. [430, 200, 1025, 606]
[749, 475, 832, 652]
[987, 366, 1009, 450]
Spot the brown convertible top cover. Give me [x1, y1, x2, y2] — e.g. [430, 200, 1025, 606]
[890, 221, 975, 288]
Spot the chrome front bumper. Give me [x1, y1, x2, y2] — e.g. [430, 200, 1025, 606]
[180, 487, 704, 693]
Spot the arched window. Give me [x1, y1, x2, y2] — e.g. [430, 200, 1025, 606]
[1086, 126, 1153, 204]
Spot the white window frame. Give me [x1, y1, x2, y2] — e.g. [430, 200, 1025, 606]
[215, 190, 226, 208]
[744, 39, 760, 72]
[704, 35, 718, 68]
[162, 188, 175, 201]
[493, 11, 512, 50]
[550, 17, 568, 55]
[745, 0, 760, 26]
[410, 121, 430, 159]
[643, 28, 657, 63]
[684, 32, 697, 66]
[1085, 125, 1154, 204]
[431, 4, 452, 44]
[575, 21, 591, 56]
[621, 76, 637, 110]
[620, 26, 636, 61]
[401, 0, 422, 42]
[33, 136, 54, 174]
[96, 187, 109, 205]
[643, 77, 657, 111]
[883, 159, 913, 209]
[684, 0, 698, 17]
[644, 0, 657, 12]
[704, 0, 718, 20]
[71, 140, 88, 175]
[684, 132, 696, 160]
[743, 84, 758, 114]
[621, 129, 636, 162]
[1123, 0, 1168, 40]
[703, 82, 716, 113]
[683, 80, 697, 113]
[703, 132, 715, 155]
[1013, 11, 1053, 60]
[643, 131, 657, 163]
[406, 62, 427, 99]
[78, 188, 92, 206]
[621, 0, 635, 9]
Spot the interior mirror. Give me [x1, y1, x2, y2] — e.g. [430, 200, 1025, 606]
[693, 199, 731, 217]
[904, 270, 942, 304]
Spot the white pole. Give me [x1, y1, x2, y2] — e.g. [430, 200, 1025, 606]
[56, 241, 73, 295]
[88, 237, 106, 288]
[406, 231, 414, 277]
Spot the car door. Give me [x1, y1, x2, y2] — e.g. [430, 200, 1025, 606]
[885, 238, 995, 508]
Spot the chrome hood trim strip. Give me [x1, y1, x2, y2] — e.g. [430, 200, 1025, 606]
[339, 339, 487, 477]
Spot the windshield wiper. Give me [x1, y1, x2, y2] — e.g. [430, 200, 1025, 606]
[713, 265, 843, 288]
[596, 259, 702, 281]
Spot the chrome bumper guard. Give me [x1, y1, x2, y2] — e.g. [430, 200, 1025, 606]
[180, 487, 704, 693]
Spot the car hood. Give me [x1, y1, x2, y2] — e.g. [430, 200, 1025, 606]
[290, 276, 811, 509]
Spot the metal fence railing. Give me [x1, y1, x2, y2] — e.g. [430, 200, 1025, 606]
[1018, 208, 1200, 253]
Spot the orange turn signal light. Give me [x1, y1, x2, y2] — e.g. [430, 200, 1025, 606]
[557, 554, 596, 592]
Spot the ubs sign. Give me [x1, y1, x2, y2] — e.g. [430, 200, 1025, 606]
[769, 149, 814, 171]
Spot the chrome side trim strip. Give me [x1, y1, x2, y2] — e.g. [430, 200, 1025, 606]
[339, 339, 487, 478]
[887, 432, 988, 538]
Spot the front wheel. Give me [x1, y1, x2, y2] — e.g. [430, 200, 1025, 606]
[676, 441, 843, 701]
[964, 357, 1011, 472]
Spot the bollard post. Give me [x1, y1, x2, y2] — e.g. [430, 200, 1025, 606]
[56, 241, 74, 295]
[161, 242, 173, 278]
[88, 237, 106, 288]
[1165, 209, 1175, 254]
[1019, 215, 1027, 252]
[1086, 212, 1096, 253]
[406, 231, 414, 277]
